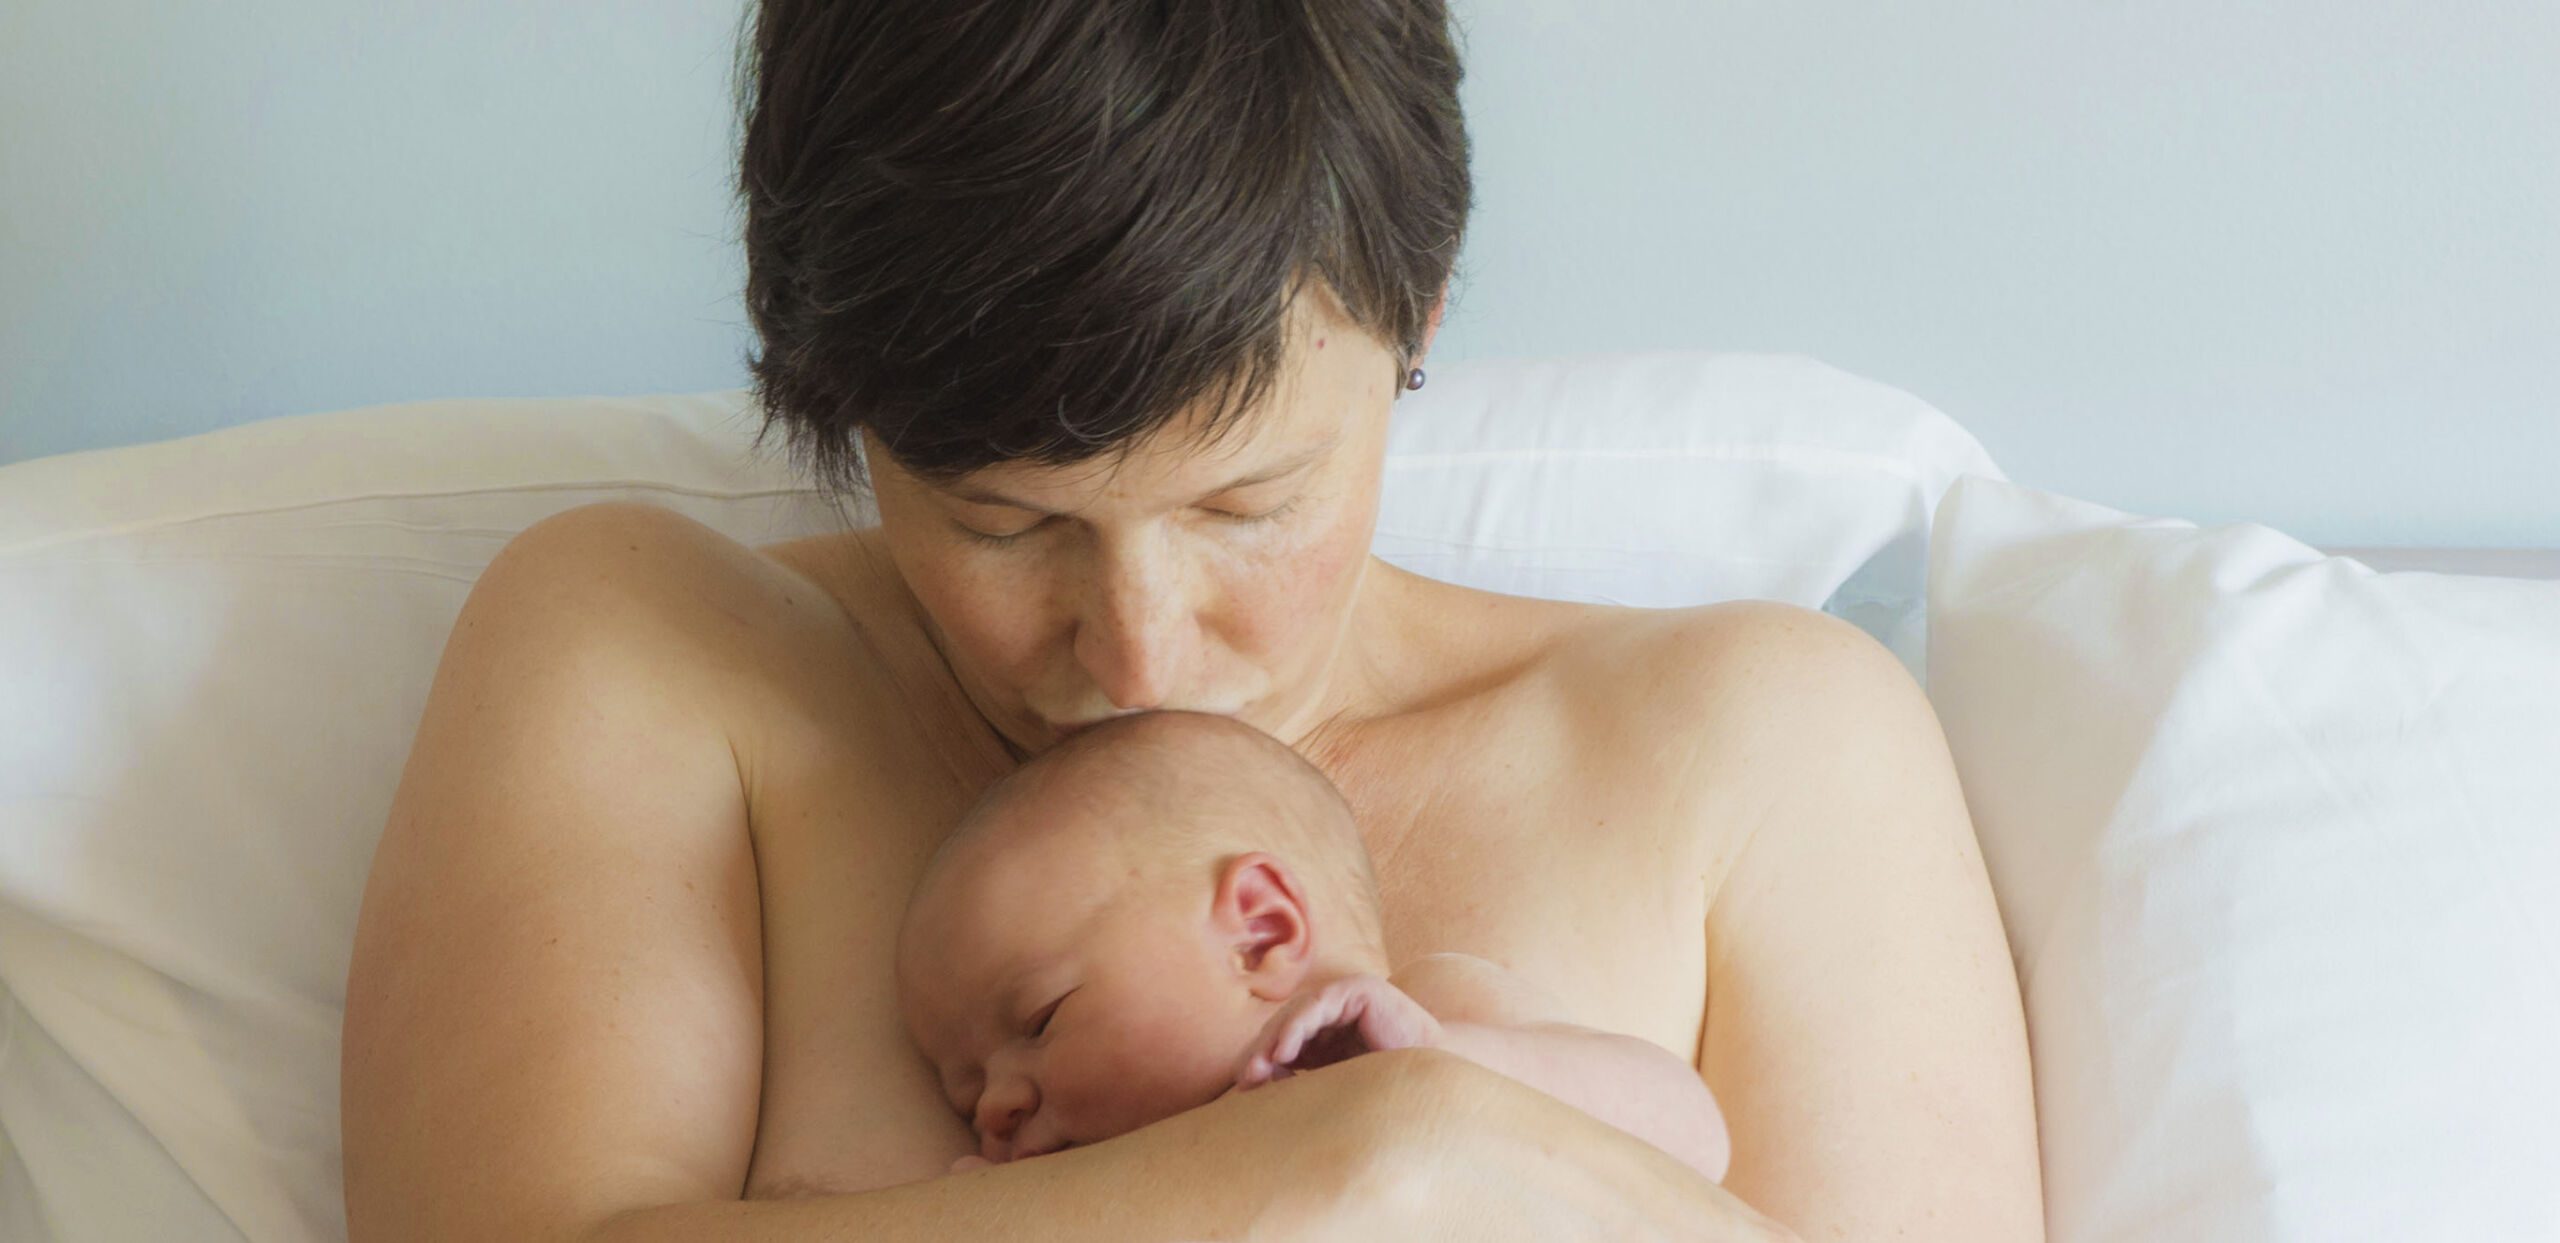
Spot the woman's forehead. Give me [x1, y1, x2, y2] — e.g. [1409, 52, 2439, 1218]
[944, 393, 1363, 511]
[938, 296, 1389, 501]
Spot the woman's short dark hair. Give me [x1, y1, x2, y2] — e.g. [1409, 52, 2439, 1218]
[735, 1, 1472, 496]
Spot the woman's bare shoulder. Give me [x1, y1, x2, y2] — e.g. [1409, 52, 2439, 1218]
[1451, 588, 2040, 1237]
[1453, 591, 1885, 753]
[1676, 601, 2044, 1239]
[482, 500, 820, 653]
[1432, 586, 1926, 858]
[486, 503, 930, 709]
[1383, 566, 1868, 690]
[347, 500, 790, 1237]
[486, 503, 988, 791]
[1389, 572, 1882, 756]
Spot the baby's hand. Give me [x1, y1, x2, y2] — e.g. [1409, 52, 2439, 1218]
[1234, 973, 1444, 1090]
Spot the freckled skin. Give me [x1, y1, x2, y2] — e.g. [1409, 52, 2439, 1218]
[868, 286, 1411, 1165]
[858, 291, 1391, 751]
[867, 283, 1719, 1185]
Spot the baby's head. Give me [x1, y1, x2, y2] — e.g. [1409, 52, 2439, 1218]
[894, 710, 1385, 1164]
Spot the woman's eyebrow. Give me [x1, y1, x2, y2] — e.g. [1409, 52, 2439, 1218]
[948, 437, 1339, 514]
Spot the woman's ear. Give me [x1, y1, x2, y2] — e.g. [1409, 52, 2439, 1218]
[1211, 851, 1315, 1002]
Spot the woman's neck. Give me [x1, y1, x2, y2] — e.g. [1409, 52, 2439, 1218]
[1273, 554, 1428, 750]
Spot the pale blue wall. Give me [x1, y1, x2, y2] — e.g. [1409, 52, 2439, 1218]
[0, 2, 755, 461]
[4, 1, 2554, 546]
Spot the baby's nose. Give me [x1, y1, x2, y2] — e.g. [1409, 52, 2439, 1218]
[974, 1081, 1036, 1154]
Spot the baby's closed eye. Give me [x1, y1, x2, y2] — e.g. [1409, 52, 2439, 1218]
[1026, 990, 1070, 1037]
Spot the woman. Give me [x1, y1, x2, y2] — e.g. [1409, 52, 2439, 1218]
[340, 2, 2043, 1238]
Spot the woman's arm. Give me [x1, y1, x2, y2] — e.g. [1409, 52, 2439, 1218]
[341, 506, 774, 1240]
[588, 1048, 1784, 1243]
[342, 504, 1789, 1243]
[1686, 603, 2047, 1239]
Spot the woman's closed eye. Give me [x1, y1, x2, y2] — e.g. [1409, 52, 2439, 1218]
[1207, 498, 1298, 525]
[954, 497, 1297, 549]
[956, 516, 1050, 547]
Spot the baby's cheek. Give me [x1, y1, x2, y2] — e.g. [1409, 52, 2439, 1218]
[1066, 1009, 1248, 1141]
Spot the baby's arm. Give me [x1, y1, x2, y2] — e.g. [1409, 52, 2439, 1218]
[1234, 954, 1730, 1182]
[1396, 953, 1730, 1183]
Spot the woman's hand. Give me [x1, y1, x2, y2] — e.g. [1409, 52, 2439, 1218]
[1222, 976, 1788, 1240]
[1236, 972, 1444, 1090]
[1255, 1046, 1798, 1243]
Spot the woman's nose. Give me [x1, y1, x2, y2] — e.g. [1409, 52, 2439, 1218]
[1074, 538, 1192, 710]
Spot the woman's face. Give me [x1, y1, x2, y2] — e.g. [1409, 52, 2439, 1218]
[866, 287, 1416, 753]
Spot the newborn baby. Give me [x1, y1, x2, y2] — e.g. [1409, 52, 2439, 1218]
[893, 710, 1730, 1180]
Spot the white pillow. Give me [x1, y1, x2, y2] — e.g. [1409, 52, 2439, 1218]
[0, 353, 1992, 1242]
[1376, 350, 2002, 675]
[1926, 476, 2560, 1243]
[0, 393, 837, 1243]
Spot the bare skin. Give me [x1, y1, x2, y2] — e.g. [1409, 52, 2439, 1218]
[894, 710, 1731, 1181]
[340, 283, 2044, 1240]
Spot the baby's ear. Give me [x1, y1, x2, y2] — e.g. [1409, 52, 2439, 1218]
[1211, 852, 1314, 1001]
